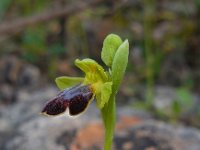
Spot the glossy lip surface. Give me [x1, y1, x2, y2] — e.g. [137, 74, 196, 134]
[41, 84, 94, 116]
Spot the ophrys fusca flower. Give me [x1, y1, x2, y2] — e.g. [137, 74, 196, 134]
[41, 58, 112, 116]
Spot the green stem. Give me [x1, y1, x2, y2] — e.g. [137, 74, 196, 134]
[101, 94, 116, 150]
[143, 0, 155, 108]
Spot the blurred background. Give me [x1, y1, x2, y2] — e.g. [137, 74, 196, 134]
[0, 0, 200, 150]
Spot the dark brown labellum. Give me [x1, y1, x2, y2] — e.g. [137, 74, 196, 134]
[41, 84, 94, 116]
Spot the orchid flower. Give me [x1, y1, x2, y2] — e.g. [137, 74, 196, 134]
[41, 58, 112, 116]
[41, 34, 129, 150]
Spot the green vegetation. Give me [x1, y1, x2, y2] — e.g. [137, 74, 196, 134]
[0, 0, 199, 131]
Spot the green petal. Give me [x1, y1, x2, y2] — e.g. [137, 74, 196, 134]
[96, 82, 112, 109]
[101, 34, 122, 67]
[55, 76, 84, 90]
[75, 58, 108, 82]
[111, 40, 129, 93]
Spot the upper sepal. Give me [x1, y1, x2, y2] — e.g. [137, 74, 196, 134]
[75, 58, 108, 83]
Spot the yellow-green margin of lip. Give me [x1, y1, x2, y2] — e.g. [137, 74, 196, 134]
[39, 111, 67, 117]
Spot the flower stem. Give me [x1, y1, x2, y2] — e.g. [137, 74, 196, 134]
[101, 94, 116, 150]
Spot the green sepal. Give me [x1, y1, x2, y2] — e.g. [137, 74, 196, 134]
[96, 82, 112, 109]
[55, 76, 84, 90]
[75, 58, 108, 83]
[111, 40, 129, 93]
[101, 34, 122, 67]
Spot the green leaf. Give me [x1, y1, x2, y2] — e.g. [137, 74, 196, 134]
[96, 82, 112, 109]
[101, 34, 122, 67]
[176, 88, 193, 109]
[111, 40, 129, 93]
[75, 58, 108, 82]
[0, 0, 12, 20]
[99, 39, 129, 150]
[172, 100, 181, 115]
[55, 76, 84, 90]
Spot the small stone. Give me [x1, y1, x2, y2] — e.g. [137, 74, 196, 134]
[145, 147, 157, 150]
[122, 141, 134, 150]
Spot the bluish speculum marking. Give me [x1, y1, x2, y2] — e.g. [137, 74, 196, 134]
[41, 84, 94, 116]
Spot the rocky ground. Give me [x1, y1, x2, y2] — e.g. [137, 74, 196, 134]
[0, 56, 200, 150]
[0, 85, 200, 150]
